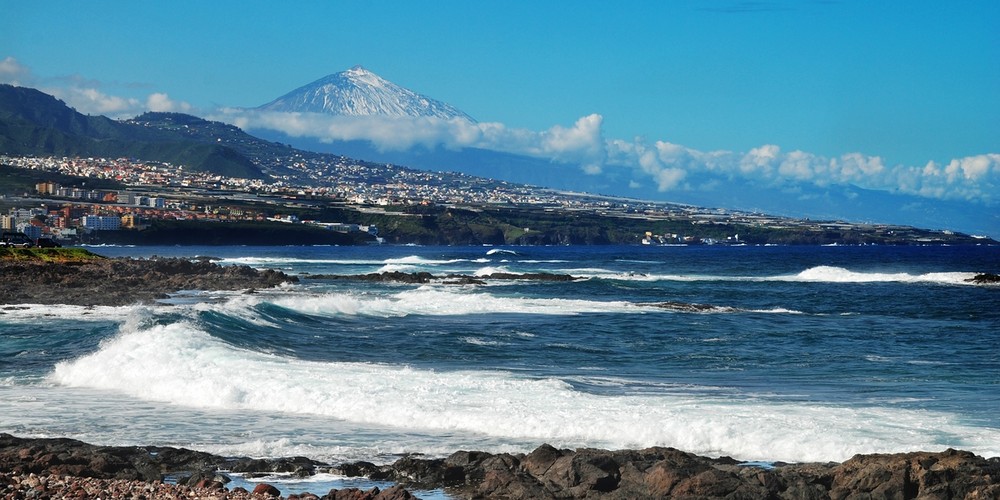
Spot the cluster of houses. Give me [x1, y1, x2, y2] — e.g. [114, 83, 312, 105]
[0, 179, 380, 245]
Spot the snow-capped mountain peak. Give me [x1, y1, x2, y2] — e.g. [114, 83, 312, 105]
[257, 66, 475, 122]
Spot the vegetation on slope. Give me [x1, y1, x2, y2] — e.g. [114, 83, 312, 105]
[0, 164, 125, 195]
[0, 247, 104, 262]
[0, 85, 265, 179]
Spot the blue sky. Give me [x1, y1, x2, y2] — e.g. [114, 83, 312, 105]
[2, 1, 999, 234]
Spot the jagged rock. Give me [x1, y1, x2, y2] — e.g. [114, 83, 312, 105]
[252, 482, 281, 496]
[486, 272, 579, 282]
[544, 449, 621, 495]
[473, 453, 552, 499]
[967, 272, 1000, 284]
[324, 271, 435, 284]
[0, 257, 297, 306]
[389, 456, 464, 486]
[372, 444, 1000, 499]
[830, 449, 1000, 500]
[442, 450, 493, 485]
[644, 301, 729, 312]
[442, 275, 487, 285]
[335, 461, 384, 478]
[322, 485, 416, 500]
[229, 456, 319, 476]
[177, 469, 231, 487]
[3, 434, 998, 499]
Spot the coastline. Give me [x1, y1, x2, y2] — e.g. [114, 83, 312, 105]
[2, 434, 998, 499]
[0, 249, 296, 306]
[3, 248, 998, 498]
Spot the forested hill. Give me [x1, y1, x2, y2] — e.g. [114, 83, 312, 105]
[0, 84, 265, 179]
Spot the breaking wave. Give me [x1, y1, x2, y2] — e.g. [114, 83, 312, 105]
[49, 319, 1000, 463]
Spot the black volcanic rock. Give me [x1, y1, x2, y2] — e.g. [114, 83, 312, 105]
[0, 255, 296, 306]
[967, 273, 1000, 284]
[2, 435, 998, 499]
[365, 445, 1000, 499]
[0, 434, 217, 482]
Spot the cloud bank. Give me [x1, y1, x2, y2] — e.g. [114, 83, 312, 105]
[3, 56, 997, 210]
[0, 56, 30, 85]
[0, 57, 191, 117]
[212, 107, 999, 207]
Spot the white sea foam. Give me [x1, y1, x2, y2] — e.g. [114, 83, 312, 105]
[473, 266, 513, 276]
[220, 255, 470, 268]
[485, 249, 519, 256]
[575, 270, 745, 282]
[189, 294, 277, 327]
[262, 287, 801, 318]
[461, 337, 511, 347]
[374, 264, 419, 273]
[571, 265, 979, 286]
[384, 256, 466, 265]
[220, 257, 376, 266]
[50, 323, 1000, 463]
[0, 304, 141, 323]
[787, 266, 978, 285]
[749, 307, 804, 314]
[269, 288, 639, 317]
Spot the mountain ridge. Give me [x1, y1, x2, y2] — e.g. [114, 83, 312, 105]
[0, 84, 266, 180]
[257, 66, 475, 121]
[2, 84, 996, 242]
[241, 69, 999, 239]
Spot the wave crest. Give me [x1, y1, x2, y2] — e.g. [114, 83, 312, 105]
[49, 321, 1000, 463]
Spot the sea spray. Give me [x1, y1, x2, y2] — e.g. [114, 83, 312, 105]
[49, 315, 1000, 463]
[4, 244, 996, 468]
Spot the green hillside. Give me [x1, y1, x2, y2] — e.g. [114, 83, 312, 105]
[0, 84, 266, 179]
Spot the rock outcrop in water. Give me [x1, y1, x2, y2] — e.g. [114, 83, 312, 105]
[967, 272, 1000, 285]
[0, 254, 296, 306]
[4, 434, 997, 499]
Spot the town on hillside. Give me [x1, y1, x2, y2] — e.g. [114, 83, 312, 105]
[1, 155, 994, 247]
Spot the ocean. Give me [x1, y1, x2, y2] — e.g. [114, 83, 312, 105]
[2, 244, 998, 496]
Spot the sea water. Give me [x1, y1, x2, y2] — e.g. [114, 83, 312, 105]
[2, 245, 998, 496]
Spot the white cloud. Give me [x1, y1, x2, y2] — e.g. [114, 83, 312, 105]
[539, 114, 605, 164]
[4, 59, 196, 118]
[10, 56, 993, 207]
[52, 86, 142, 116]
[146, 92, 192, 113]
[214, 106, 999, 205]
[0, 56, 32, 85]
[54, 88, 194, 117]
[212, 108, 611, 168]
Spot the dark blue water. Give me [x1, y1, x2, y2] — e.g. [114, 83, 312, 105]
[2, 245, 998, 468]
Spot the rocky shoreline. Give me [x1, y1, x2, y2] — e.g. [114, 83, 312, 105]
[2, 434, 997, 499]
[0, 254, 296, 306]
[2, 258, 992, 308]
